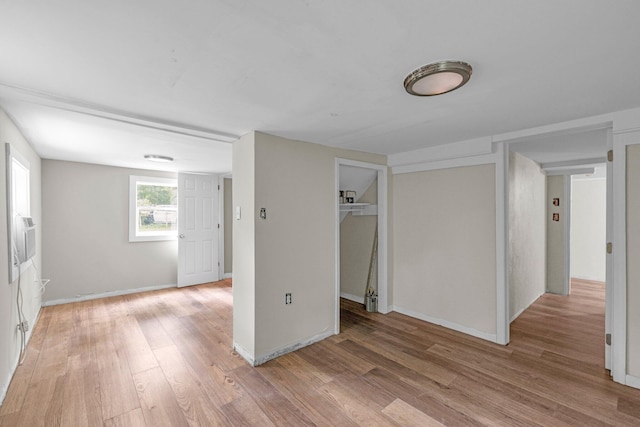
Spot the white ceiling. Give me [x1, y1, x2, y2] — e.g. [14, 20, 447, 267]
[1, 1, 639, 173]
[509, 127, 609, 165]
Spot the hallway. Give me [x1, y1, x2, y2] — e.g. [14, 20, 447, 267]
[510, 278, 605, 367]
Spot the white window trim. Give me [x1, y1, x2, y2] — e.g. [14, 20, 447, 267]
[129, 175, 178, 242]
[6, 143, 32, 282]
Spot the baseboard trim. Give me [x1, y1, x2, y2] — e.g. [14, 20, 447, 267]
[340, 292, 364, 304]
[510, 306, 528, 323]
[626, 374, 640, 390]
[510, 292, 544, 323]
[233, 342, 255, 366]
[378, 305, 392, 314]
[252, 330, 335, 366]
[223, 273, 233, 279]
[393, 305, 497, 343]
[1, 371, 10, 408]
[42, 284, 177, 307]
[0, 306, 42, 406]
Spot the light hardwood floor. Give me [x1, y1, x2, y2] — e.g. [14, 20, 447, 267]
[1, 278, 640, 426]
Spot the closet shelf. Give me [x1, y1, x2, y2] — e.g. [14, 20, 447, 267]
[340, 203, 377, 216]
[340, 203, 369, 210]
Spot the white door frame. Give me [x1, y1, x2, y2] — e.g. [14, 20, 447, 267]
[502, 120, 620, 381]
[218, 174, 232, 280]
[611, 129, 636, 385]
[563, 175, 572, 295]
[605, 128, 613, 371]
[335, 158, 388, 334]
[496, 143, 509, 345]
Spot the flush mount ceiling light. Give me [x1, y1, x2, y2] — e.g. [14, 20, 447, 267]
[144, 154, 174, 163]
[404, 60, 472, 96]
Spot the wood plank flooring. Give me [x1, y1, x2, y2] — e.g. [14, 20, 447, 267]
[2, 278, 640, 426]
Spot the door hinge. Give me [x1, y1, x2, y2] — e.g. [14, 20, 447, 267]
[218, 223, 220, 229]
[606, 333, 611, 346]
[607, 150, 613, 162]
[607, 242, 613, 254]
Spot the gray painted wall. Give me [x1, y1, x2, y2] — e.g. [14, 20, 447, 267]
[509, 151, 546, 322]
[546, 175, 565, 294]
[41, 160, 178, 304]
[571, 177, 606, 282]
[626, 143, 640, 377]
[393, 164, 497, 338]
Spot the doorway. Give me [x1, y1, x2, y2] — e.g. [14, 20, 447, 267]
[335, 159, 388, 334]
[507, 127, 612, 372]
[569, 166, 609, 368]
[570, 168, 607, 288]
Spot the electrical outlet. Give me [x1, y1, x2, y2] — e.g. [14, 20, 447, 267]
[285, 293, 292, 305]
[17, 321, 28, 332]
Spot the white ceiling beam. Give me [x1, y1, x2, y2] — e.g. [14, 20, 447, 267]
[540, 157, 607, 170]
[388, 136, 493, 167]
[492, 115, 613, 145]
[544, 168, 595, 176]
[0, 82, 240, 144]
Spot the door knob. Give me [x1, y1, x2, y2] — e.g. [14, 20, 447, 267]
[179, 234, 185, 238]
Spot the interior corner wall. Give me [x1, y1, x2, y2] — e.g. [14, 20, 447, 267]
[392, 163, 497, 339]
[232, 132, 256, 359]
[509, 151, 546, 322]
[237, 131, 386, 363]
[0, 109, 42, 405]
[546, 175, 566, 294]
[340, 180, 378, 300]
[41, 160, 178, 305]
[570, 177, 606, 282]
[223, 177, 233, 275]
[626, 143, 640, 377]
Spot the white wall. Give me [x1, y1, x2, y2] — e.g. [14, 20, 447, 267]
[546, 175, 566, 294]
[570, 176, 606, 282]
[393, 164, 497, 339]
[41, 160, 178, 304]
[232, 132, 256, 359]
[340, 180, 377, 301]
[0, 109, 42, 405]
[233, 131, 387, 364]
[509, 151, 546, 322]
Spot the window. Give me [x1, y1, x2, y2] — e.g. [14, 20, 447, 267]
[129, 176, 178, 242]
[6, 143, 32, 282]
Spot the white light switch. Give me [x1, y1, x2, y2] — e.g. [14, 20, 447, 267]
[235, 206, 241, 220]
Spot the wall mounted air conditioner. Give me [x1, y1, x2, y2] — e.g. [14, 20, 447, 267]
[15, 216, 36, 264]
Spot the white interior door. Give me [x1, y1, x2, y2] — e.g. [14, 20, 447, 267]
[178, 173, 220, 287]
